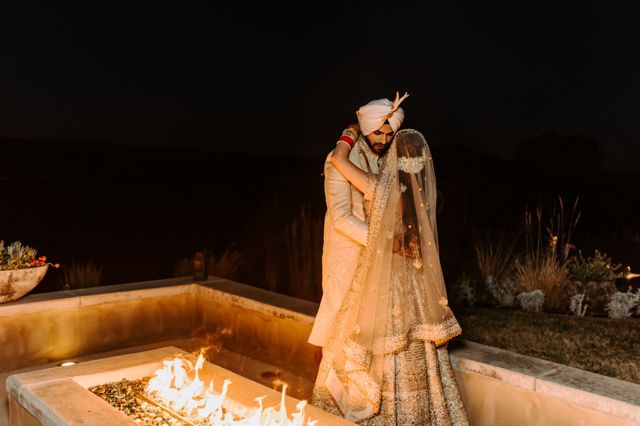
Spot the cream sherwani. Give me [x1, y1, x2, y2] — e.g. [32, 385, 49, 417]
[308, 137, 379, 347]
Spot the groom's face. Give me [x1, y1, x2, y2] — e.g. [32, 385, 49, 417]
[365, 123, 395, 156]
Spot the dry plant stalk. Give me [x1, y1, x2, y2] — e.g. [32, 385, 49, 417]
[546, 196, 581, 261]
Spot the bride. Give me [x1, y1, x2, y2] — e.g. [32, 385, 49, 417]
[311, 126, 469, 425]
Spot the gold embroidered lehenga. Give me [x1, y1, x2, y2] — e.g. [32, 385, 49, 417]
[312, 130, 469, 425]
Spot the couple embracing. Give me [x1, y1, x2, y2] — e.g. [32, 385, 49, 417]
[308, 93, 469, 425]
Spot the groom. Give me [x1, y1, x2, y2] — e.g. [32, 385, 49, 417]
[308, 92, 409, 348]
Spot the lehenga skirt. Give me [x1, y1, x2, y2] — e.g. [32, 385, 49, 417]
[312, 338, 468, 425]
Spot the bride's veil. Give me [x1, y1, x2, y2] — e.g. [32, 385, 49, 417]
[317, 129, 461, 422]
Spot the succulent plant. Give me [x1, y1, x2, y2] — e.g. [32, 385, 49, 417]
[0, 240, 58, 270]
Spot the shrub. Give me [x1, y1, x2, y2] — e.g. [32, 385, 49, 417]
[450, 274, 476, 307]
[568, 250, 623, 282]
[566, 280, 617, 317]
[473, 231, 518, 285]
[606, 289, 640, 319]
[485, 275, 517, 307]
[569, 293, 588, 317]
[516, 289, 545, 312]
[61, 260, 103, 289]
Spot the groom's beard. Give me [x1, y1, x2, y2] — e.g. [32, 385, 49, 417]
[373, 143, 388, 155]
[366, 140, 392, 156]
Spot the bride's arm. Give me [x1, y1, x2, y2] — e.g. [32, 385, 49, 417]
[330, 142, 368, 193]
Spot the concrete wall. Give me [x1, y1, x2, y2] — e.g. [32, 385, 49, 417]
[452, 343, 640, 426]
[196, 282, 320, 383]
[1, 277, 639, 425]
[0, 292, 195, 372]
[457, 370, 636, 426]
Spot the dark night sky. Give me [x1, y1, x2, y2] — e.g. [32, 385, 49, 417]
[1, 2, 638, 171]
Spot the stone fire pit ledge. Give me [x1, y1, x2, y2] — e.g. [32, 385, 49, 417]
[6, 346, 354, 426]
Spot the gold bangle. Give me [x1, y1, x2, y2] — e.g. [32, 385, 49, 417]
[342, 128, 359, 141]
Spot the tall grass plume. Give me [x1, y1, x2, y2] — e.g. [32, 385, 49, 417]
[515, 196, 579, 311]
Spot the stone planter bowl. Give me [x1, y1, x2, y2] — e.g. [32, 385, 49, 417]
[0, 265, 49, 304]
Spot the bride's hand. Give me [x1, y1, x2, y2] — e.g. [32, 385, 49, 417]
[393, 234, 402, 253]
[392, 234, 420, 258]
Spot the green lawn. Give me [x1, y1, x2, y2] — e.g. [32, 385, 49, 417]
[456, 307, 640, 384]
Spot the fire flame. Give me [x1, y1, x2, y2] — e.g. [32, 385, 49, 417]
[145, 353, 317, 425]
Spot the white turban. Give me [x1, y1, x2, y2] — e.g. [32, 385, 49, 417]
[356, 91, 409, 136]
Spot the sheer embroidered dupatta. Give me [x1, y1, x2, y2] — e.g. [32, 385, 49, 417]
[314, 129, 461, 422]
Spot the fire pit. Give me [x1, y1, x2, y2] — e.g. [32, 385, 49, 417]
[7, 347, 353, 426]
[92, 353, 314, 425]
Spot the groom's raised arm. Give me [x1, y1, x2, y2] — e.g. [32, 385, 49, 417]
[324, 153, 368, 246]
